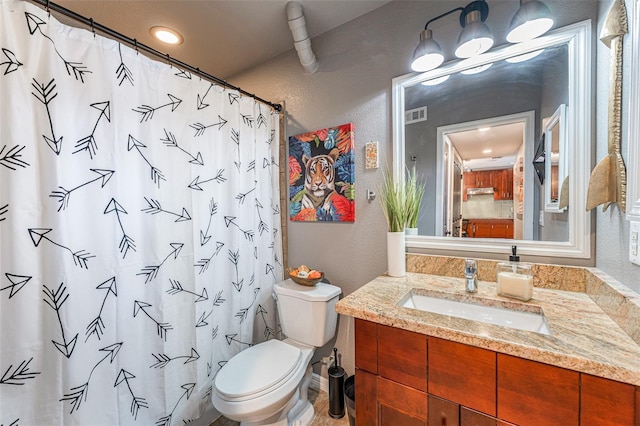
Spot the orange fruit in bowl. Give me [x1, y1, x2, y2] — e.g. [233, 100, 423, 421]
[308, 270, 321, 279]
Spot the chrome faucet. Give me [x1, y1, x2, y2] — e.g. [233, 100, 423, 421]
[464, 258, 478, 293]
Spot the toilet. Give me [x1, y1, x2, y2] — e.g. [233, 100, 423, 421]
[212, 279, 341, 425]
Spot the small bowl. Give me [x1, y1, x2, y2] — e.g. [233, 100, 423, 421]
[288, 271, 324, 286]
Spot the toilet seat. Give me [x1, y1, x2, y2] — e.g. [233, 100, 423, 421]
[215, 339, 302, 402]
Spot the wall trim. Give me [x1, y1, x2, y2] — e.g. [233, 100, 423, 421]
[310, 372, 328, 393]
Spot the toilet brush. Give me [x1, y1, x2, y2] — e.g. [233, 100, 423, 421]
[328, 347, 346, 418]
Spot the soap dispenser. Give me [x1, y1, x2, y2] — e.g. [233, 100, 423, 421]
[496, 245, 533, 301]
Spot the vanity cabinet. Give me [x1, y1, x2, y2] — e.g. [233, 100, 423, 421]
[354, 319, 638, 426]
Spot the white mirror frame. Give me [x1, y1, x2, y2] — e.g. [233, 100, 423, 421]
[543, 104, 568, 213]
[627, 0, 640, 221]
[392, 20, 592, 259]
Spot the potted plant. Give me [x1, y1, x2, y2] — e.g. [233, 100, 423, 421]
[378, 168, 408, 277]
[404, 166, 425, 235]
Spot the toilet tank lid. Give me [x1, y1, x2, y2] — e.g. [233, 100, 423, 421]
[274, 280, 341, 302]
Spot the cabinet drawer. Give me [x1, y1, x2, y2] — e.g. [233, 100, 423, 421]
[378, 376, 427, 422]
[428, 337, 496, 416]
[580, 374, 635, 426]
[355, 319, 377, 373]
[497, 354, 579, 426]
[378, 324, 427, 391]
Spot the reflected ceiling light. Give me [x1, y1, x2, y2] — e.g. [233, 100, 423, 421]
[478, 127, 491, 132]
[483, 148, 492, 154]
[421, 75, 451, 86]
[150, 26, 183, 45]
[460, 63, 492, 75]
[409, 0, 553, 72]
[506, 48, 545, 63]
[506, 0, 554, 43]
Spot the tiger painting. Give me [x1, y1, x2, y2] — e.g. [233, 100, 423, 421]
[301, 148, 340, 212]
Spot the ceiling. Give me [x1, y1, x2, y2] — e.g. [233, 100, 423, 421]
[447, 122, 524, 171]
[53, 0, 390, 79]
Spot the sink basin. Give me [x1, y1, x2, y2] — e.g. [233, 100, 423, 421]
[399, 290, 551, 335]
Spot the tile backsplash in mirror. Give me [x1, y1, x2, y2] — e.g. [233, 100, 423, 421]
[463, 194, 514, 219]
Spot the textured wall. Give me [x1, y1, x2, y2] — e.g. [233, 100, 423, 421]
[593, 0, 640, 293]
[230, 0, 639, 376]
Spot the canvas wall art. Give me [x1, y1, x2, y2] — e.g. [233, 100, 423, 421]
[289, 123, 355, 222]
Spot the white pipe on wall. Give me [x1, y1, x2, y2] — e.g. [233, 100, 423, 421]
[286, 1, 319, 74]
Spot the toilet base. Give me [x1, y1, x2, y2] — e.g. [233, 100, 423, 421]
[238, 365, 314, 426]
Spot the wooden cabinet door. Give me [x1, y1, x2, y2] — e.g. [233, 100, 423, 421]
[428, 337, 497, 417]
[378, 376, 427, 426]
[461, 407, 497, 426]
[355, 369, 378, 426]
[355, 319, 377, 373]
[473, 222, 492, 238]
[580, 374, 635, 426]
[497, 354, 579, 426]
[378, 324, 427, 391]
[429, 395, 459, 426]
[490, 223, 507, 238]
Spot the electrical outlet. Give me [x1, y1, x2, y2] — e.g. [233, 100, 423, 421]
[630, 221, 640, 266]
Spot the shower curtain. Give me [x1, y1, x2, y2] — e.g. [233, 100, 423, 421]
[0, 1, 283, 424]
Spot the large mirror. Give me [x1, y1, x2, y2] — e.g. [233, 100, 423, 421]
[392, 20, 592, 258]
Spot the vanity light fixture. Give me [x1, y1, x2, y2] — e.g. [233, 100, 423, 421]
[410, 0, 553, 72]
[150, 26, 184, 46]
[506, 0, 554, 43]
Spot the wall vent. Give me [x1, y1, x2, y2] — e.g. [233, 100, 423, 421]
[405, 106, 427, 124]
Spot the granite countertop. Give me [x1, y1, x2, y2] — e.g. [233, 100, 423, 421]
[336, 272, 640, 386]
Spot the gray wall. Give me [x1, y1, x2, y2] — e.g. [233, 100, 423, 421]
[230, 0, 639, 376]
[594, 0, 640, 293]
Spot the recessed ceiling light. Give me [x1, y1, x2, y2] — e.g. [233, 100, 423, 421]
[478, 127, 491, 132]
[482, 148, 492, 154]
[150, 26, 183, 45]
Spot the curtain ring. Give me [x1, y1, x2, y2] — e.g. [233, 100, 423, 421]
[166, 53, 171, 68]
[196, 68, 201, 80]
[134, 39, 138, 55]
[46, 0, 50, 17]
[89, 18, 96, 38]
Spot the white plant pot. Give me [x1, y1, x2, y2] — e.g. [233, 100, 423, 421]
[387, 231, 406, 277]
[405, 227, 418, 235]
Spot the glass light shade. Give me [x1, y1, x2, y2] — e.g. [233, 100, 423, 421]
[455, 11, 494, 58]
[411, 29, 445, 72]
[506, 0, 554, 43]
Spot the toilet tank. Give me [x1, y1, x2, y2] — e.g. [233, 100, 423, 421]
[274, 279, 341, 347]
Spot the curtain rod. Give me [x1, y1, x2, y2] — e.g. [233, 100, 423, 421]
[27, 0, 283, 112]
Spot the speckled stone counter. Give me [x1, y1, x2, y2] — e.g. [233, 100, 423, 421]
[335, 271, 640, 386]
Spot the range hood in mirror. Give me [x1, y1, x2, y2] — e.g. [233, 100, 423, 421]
[467, 187, 495, 196]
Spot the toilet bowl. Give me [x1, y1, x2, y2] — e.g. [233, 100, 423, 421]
[212, 280, 341, 426]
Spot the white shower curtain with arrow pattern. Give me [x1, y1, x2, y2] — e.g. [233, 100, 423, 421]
[0, 0, 283, 424]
